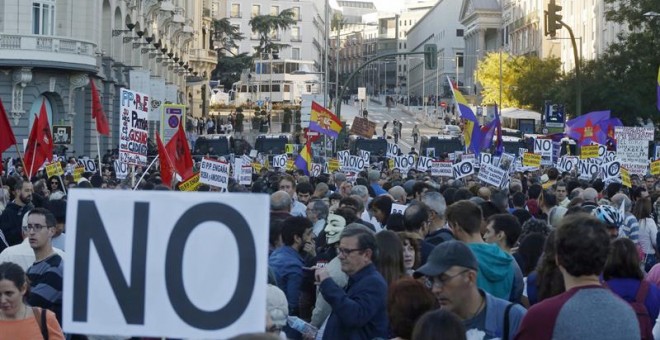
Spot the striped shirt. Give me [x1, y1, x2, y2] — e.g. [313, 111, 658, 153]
[27, 253, 64, 324]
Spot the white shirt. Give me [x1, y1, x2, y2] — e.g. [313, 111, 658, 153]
[638, 217, 658, 254]
[0, 238, 65, 271]
[291, 200, 307, 217]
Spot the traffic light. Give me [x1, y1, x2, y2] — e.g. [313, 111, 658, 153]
[424, 44, 437, 70]
[544, 0, 563, 37]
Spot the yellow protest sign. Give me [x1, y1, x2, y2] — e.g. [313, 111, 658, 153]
[580, 145, 599, 159]
[388, 159, 395, 169]
[286, 159, 295, 171]
[73, 165, 85, 182]
[252, 162, 263, 174]
[523, 153, 541, 167]
[651, 160, 660, 176]
[621, 167, 631, 188]
[178, 173, 201, 191]
[46, 162, 64, 178]
[285, 144, 295, 154]
[327, 159, 340, 173]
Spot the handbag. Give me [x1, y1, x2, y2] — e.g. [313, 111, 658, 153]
[32, 307, 49, 340]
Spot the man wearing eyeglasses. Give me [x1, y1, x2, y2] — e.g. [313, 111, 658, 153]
[25, 207, 64, 325]
[314, 227, 388, 340]
[414, 241, 526, 340]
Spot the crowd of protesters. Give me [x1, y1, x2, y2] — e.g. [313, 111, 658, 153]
[3, 153, 660, 340]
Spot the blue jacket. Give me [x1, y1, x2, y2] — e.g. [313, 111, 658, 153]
[319, 263, 389, 340]
[481, 290, 527, 340]
[269, 246, 304, 315]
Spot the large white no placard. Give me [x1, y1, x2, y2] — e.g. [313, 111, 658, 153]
[63, 190, 269, 338]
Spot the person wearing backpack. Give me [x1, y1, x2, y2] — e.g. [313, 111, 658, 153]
[602, 238, 660, 340]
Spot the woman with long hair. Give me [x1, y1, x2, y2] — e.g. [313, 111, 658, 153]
[397, 232, 421, 276]
[0, 262, 64, 339]
[375, 230, 406, 287]
[525, 230, 564, 307]
[388, 278, 437, 340]
[633, 196, 658, 272]
[603, 238, 660, 331]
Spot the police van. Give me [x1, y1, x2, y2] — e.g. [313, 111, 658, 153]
[254, 134, 292, 155]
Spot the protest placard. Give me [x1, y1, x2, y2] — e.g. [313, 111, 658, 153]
[63, 190, 268, 338]
[452, 160, 474, 179]
[394, 155, 415, 172]
[387, 143, 400, 158]
[523, 153, 541, 168]
[310, 163, 322, 177]
[615, 126, 654, 176]
[118, 88, 149, 166]
[46, 162, 64, 178]
[651, 160, 660, 176]
[478, 163, 507, 188]
[73, 165, 85, 182]
[557, 156, 578, 173]
[337, 150, 350, 166]
[114, 160, 129, 180]
[602, 161, 621, 181]
[178, 173, 201, 191]
[342, 155, 365, 173]
[200, 158, 229, 190]
[621, 167, 631, 187]
[580, 145, 599, 159]
[534, 139, 553, 166]
[390, 203, 407, 215]
[416, 156, 433, 172]
[431, 161, 453, 177]
[271, 154, 287, 169]
[578, 159, 600, 180]
[350, 117, 376, 138]
[239, 166, 252, 185]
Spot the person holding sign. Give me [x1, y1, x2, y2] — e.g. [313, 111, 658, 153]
[0, 262, 65, 340]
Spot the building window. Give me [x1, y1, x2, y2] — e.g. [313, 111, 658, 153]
[271, 5, 279, 16]
[291, 7, 301, 21]
[292, 48, 300, 60]
[456, 52, 464, 67]
[269, 28, 279, 40]
[456, 29, 464, 37]
[230, 3, 241, 18]
[291, 27, 301, 41]
[251, 4, 260, 18]
[33, 1, 55, 35]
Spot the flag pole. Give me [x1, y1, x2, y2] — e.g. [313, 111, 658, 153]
[13, 145, 27, 179]
[28, 141, 38, 178]
[133, 156, 159, 190]
[96, 134, 102, 177]
[57, 174, 67, 196]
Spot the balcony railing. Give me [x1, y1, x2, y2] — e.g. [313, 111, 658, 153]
[0, 34, 96, 70]
[190, 48, 218, 63]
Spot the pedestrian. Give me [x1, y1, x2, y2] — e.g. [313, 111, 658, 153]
[382, 121, 389, 139]
[412, 124, 420, 145]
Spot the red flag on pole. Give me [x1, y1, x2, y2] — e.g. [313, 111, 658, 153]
[24, 100, 53, 178]
[156, 133, 175, 188]
[165, 123, 193, 180]
[0, 98, 17, 153]
[91, 80, 110, 136]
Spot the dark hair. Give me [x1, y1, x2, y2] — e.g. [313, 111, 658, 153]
[371, 195, 393, 222]
[340, 227, 378, 261]
[45, 199, 67, 224]
[398, 232, 421, 270]
[606, 182, 622, 199]
[554, 181, 567, 190]
[517, 232, 546, 276]
[487, 213, 522, 248]
[512, 208, 533, 226]
[387, 213, 405, 232]
[412, 309, 467, 340]
[603, 238, 645, 281]
[280, 216, 312, 246]
[547, 168, 559, 180]
[28, 207, 57, 228]
[403, 202, 429, 233]
[592, 179, 604, 193]
[535, 230, 565, 302]
[443, 187, 457, 206]
[295, 182, 313, 195]
[339, 196, 361, 211]
[375, 230, 406, 286]
[0, 262, 27, 293]
[556, 213, 611, 277]
[412, 182, 432, 198]
[528, 184, 542, 199]
[333, 206, 359, 225]
[633, 196, 652, 220]
[388, 278, 438, 339]
[453, 188, 474, 201]
[329, 192, 343, 202]
[446, 200, 483, 235]
[479, 201, 504, 221]
[540, 191, 557, 209]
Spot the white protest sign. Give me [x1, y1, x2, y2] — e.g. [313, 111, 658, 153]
[200, 158, 229, 190]
[478, 163, 507, 188]
[119, 88, 150, 166]
[462, 154, 476, 166]
[393, 155, 415, 172]
[386, 143, 400, 158]
[602, 161, 621, 181]
[416, 156, 433, 172]
[358, 149, 370, 163]
[615, 126, 653, 176]
[448, 153, 456, 162]
[431, 161, 453, 177]
[337, 150, 350, 166]
[343, 155, 365, 173]
[557, 156, 578, 173]
[239, 165, 252, 185]
[452, 160, 474, 179]
[310, 163, 322, 177]
[480, 153, 492, 167]
[114, 160, 129, 180]
[390, 203, 407, 215]
[605, 151, 617, 163]
[578, 159, 600, 180]
[63, 190, 268, 338]
[534, 139, 553, 166]
[272, 154, 287, 169]
[76, 158, 97, 173]
[498, 153, 515, 172]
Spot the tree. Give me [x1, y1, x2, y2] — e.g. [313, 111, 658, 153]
[249, 8, 297, 55]
[211, 18, 244, 56]
[211, 18, 249, 90]
[475, 52, 522, 108]
[511, 57, 562, 113]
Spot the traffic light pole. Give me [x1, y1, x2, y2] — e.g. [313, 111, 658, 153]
[336, 51, 426, 119]
[560, 20, 581, 116]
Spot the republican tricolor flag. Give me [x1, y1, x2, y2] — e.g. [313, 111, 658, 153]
[448, 76, 482, 155]
[309, 101, 342, 138]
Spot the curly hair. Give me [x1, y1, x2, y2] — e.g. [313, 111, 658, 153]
[388, 278, 438, 339]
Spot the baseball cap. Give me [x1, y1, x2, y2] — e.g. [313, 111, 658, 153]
[413, 241, 478, 278]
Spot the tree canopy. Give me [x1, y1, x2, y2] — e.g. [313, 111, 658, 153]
[249, 8, 297, 55]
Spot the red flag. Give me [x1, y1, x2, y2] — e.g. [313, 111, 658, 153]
[24, 100, 53, 177]
[91, 80, 110, 136]
[156, 133, 175, 188]
[0, 98, 17, 154]
[165, 123, 193, 180]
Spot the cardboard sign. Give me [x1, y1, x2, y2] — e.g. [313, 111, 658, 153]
[533, 139, 553, 166]
[386, 143, 400, 158]
[478, 163, 507, 188]
[286, 160, 295, 172]
[342, 155, 365, 173]
[337, 150, 350, 166]
[557, 156, 578, 173]
[416, 156, 433, 172]
[523, 153, 541, 168]
[615, 127, 654, 176]
[285, 144, 296, 154]
[119, 88, 149, 166]
[452, 160, 474, 180]
[431, 161, 453, 177]
[73, 165, 85, 182]
[178, 173, 201, 191]
[271, 154, 287, 169]
[310, 163, 322, 177]
[602, 161, 621, 181]
[114, 160, 129, 180]
[358, 149, 370, 163]
[393, 155, 415, 172]
[327, 159, 340, 173]
[651, 160, 660, 176]
[239, 166, 252, 185]
[77, 158, 97, 173]
[200, 158, 229, 190]
[349, 117, 376, 138]
[390, 203, 407, 215]
[621, 167, 632, 187]
[46, 162, 64, 178]
[580, 145, 599, 159]
[63, 190, 268, 338]
[578, 159, 600, 180]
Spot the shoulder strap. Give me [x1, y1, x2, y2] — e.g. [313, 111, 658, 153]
[32, 307, 49, 340]
[502, 303, 514, 340]
[636, 280, 650, 303]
